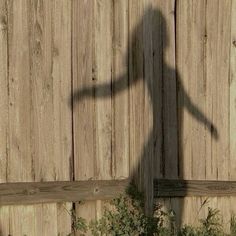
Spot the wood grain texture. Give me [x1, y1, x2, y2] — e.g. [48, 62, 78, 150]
[0, 179, 129, 205]
[152, 0, 163, 180]
[0, 0, 235, 232]
[93, 0, 113, 228]
[206, 0, 231, 181]
[0, 1, 9, 234]
[160, 0, 178, 179]
[72, 0, 97, 230]
[3, 0, 72, 235]
[129, 0, 145, 186]
[2, 178, 236, 204]
[230, 0, 236, 181]
[230, 0, 236, 233]
[205, 0, 231, 231]
[176, 0, 192, 180]
[7, 1, 36, 235]
[32, 0, 73, 234]
[154, 179, 236, 197]
[112, 0, 129, 179]
[175, 0, 232, 227]
[94, 0, 113, 180]
[142, 0, 154, 215]
[129, 0, 154, 214]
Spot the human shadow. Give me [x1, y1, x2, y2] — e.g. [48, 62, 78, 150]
[71, 6, 218, 223]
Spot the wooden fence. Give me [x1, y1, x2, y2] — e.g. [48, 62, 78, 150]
[0, 0, 235, 235]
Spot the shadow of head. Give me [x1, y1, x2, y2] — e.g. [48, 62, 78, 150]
[130, 6, 169, 59]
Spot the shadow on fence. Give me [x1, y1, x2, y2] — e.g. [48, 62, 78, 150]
[71, 6, 218, 223]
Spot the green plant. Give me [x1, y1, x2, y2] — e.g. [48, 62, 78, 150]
[88, 186, 160, 235]
[230, 215, 236, 236]
[199, 207, 223, 235]
[66, 206, 88, 236]
[179, 207, 224, 236]
[65, 184, 236, 236]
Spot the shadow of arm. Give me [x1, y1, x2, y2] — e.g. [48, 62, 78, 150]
[72, 73, 129, 103]
[182, 87, 219, 140]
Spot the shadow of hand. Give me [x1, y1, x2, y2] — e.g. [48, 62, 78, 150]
[209, 123, 219, 140]
[68, 88, 92, 108]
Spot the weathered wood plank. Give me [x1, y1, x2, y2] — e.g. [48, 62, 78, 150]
[230, 0, 236, 232]
[7, 1, 36, 235]
[0, 0, 8, 184]
[161, 0, 178, 179]
[230, 0, 236, 181]
[29, 0, 72, 234]
[112, 0, 129, 179]
[129, 0, 154, 214]
[51, 1, 73, 233]
[6, 1, 72, 235]
[176, 0, 192, 180]
[142, 0, 154, 215]
[129, 0, 145, 186]
[0, 180, 129, 206]
[129, 0, 156, 214]
[0, 1, 10, 234]
[154, 179, 236, 197]
[4, 178, 236, 204]
[206, 0, 231, 181]
[152, 0, 163, 180]
[206, 0, 232, 231]
[93, 0, 113, 228]
[72, 0, 97, 230]
[205, 0, 219, 181]
[189, 0, 207, 180]
[94, 0, 113, 180]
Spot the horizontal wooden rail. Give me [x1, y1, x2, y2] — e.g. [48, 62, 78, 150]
[0, 179, 130, 205]
[1, 179, 236, 205]
[154, 179, 236, 197]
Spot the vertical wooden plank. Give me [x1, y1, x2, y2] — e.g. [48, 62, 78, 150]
[206, 0, 231, 181]
[205, 0, 219, 181]
[188, 0, 206, 181]
[152, 0, 163, 180]
[8, 0, 32, 182]
[161, 0, 178, 179]
[176, 0, 192, 181]
[230, 0, 236, 228]
[176, 0, 208, 226]
[0, 207, 9, 236]
[73, 0, 114, 230]
[176, 0, 231, 227]
[230, 0, 236, 181]
[129, 0, 154, 214]
[57, 203, 72, 236]
[30, 0, 72, 234]
[143, 0, 154, 215]
[129, 0, 151, 212]
[7, 1, 36, 235]
[176, 0, 192, 226]
[94, 0, 112, 181]
[94, 0, 113, 222]
[156, 0, 180, 222]
[51, 1, 73, 233]
[7, 0, 72, 235]
[0, 0, 8, 184]
[73, 0, 95, 182]
[129, 0, 144, 184]
[72, 0, 97, 229]
[0, 1, 10, 234]
[152, 0, 179, 217]
[206, 0, 231, 231]
[112, 0, 129, 179]
[29, 0, 72, 182]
